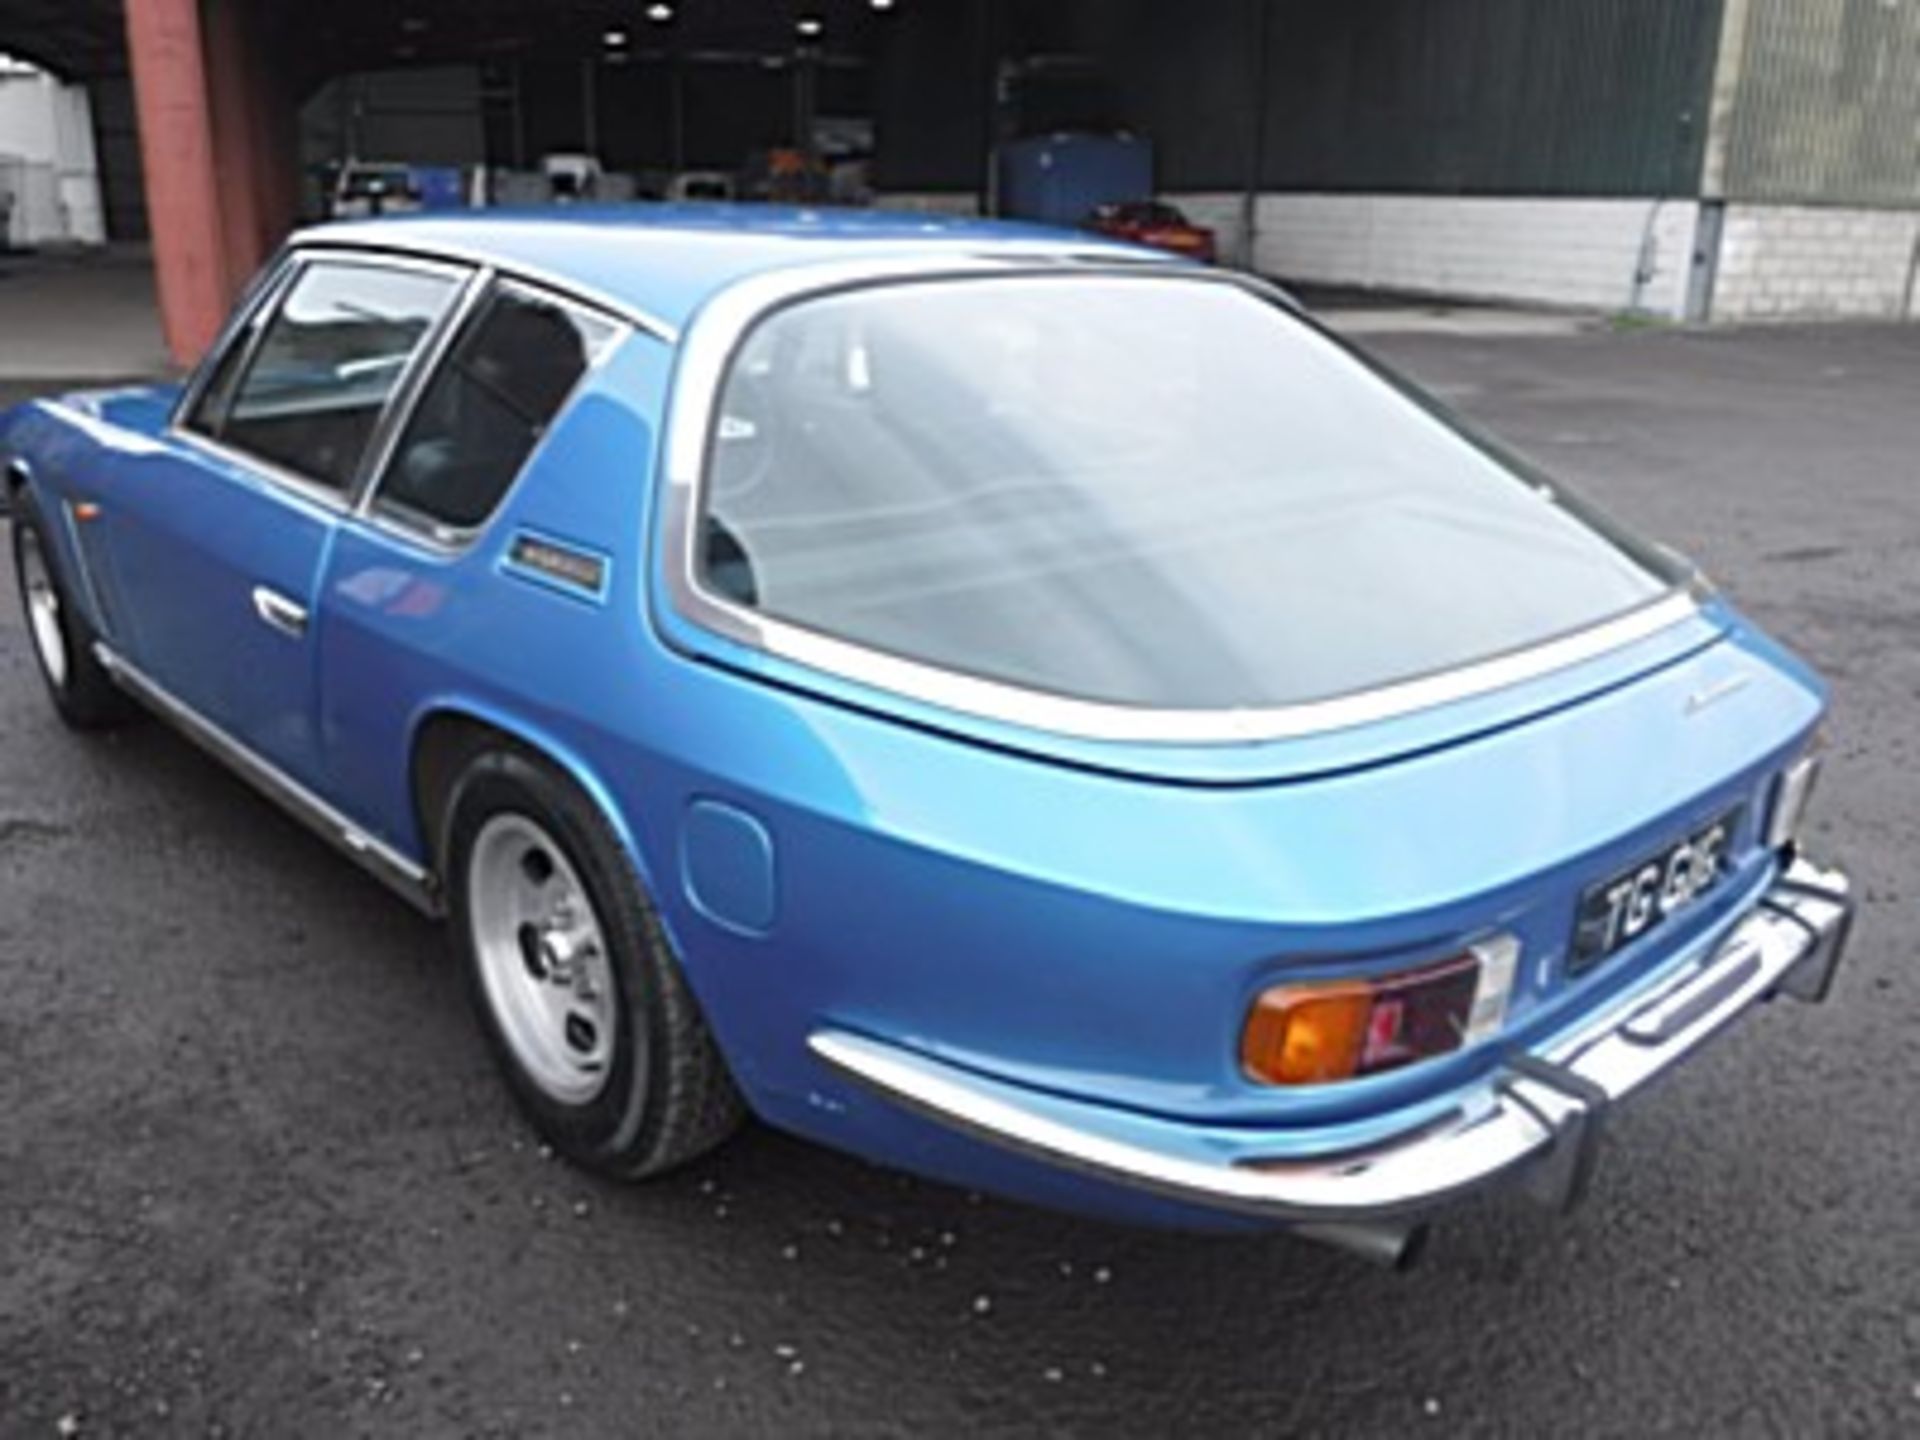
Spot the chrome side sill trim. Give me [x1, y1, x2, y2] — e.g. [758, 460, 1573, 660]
[808, 856, 1852, 1225]
[94, 644, 440, 916]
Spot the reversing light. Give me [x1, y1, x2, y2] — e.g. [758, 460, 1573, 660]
[1241, 935, 1520, 1087]
[1765, 735, 1824, 851]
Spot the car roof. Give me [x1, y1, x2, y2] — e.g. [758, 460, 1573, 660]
[295, 204, 1161, 336]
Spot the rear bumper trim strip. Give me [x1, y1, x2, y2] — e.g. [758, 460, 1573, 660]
[808, 855, 1853, 1224]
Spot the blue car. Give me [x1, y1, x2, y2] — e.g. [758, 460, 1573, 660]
[2, 208, 1852, 1265]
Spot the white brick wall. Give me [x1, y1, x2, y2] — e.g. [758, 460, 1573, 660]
[1167, 191, 1699, 318]
[1163, 192, 1252, 268]
[0, 69, 105, 246]
[880, 191, 1920, 326]
[872, 192, 982, 218]
[1711, 204, 1920, 323]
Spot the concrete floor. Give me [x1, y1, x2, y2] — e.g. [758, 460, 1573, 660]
[0, 278, 1917, 1435]
[0, 248, 171, 381]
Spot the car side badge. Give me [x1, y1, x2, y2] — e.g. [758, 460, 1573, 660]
[502, 530, 611, 603]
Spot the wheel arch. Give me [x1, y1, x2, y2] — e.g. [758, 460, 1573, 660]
[408, 702, 658, 902]
[414, 699, 748, 1172]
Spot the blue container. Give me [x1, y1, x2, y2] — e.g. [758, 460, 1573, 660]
[409, 165, 467, 211]
[995, 132, 1153, 225]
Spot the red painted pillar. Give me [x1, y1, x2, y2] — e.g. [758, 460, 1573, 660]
[201, 0, 266, 300]
[253, 46, 303, 256]
[203, 0, 298, 297]
[252, 29, 303, 264]
[123, 0, 230, 366]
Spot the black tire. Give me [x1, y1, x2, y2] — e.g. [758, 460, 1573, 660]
[9, 490, 135, 730]
[445, 746, 744, 1178]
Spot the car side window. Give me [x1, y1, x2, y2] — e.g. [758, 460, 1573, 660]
[184, 322, 257, 436]
[181, 259, 298, 438]
[372, 283, 617, 535]
[195, 260, 461, 494]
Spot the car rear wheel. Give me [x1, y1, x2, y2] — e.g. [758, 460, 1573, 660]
[446, 747, 744, 1178]
[9, 493, 134, 730]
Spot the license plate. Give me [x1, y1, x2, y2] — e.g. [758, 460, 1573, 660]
[1571, 809, 1739, 973]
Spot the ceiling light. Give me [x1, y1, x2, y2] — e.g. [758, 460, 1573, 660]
[797, 16, 824, 37]
[646, 3, 673, 21]
[870, 0, 895, 10]
[604, 28, 629, 46]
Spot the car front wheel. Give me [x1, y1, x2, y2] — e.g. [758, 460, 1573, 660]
[9, 492, 134, 730]
[445, 747, 744, 1178]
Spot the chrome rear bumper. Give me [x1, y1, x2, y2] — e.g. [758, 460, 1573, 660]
[809, 856, 1852, 1229]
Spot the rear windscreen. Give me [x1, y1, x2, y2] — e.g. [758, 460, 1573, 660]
[698, 275, 1679, 711]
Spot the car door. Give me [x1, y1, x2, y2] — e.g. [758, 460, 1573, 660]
[314, 277, 622, 842]
[98, 251, 470, 788]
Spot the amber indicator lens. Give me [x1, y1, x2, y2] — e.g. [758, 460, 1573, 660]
[1242, 953, 1488, 1087]
[1241, 983, 1373, 1086]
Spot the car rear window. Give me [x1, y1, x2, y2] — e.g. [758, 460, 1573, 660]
[375, 282, 618, 534]
[697, 275, 1680, 713]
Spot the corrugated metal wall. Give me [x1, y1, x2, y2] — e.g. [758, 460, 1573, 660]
[89, 76, 146, 242]
[1722, 0, 1920, 204]
[1254, 0, 1723, 196]
[872, 0, 1729, 198]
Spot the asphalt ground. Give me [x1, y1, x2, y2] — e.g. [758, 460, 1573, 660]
[1, 323, 1916, 1438]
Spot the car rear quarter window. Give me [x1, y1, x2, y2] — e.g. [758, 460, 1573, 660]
[192, 260, 460, 494]
[373, 283, 617, 536]
[696, 275, 1682, 713]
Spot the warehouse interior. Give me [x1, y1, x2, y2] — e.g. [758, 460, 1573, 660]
[2, 0, 1917, 363]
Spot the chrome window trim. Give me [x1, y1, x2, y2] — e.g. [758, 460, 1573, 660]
[170, 250, 303, 434]
[173, 427, 363, 518]
[345, 262, 496, 514]
[166, 248, 478, 514]
[354, 275, 633, 555]
[284, 229, 681, 344]
[656, 258, 1702, 747]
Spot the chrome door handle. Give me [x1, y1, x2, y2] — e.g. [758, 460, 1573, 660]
[251, 585, 308, 638]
